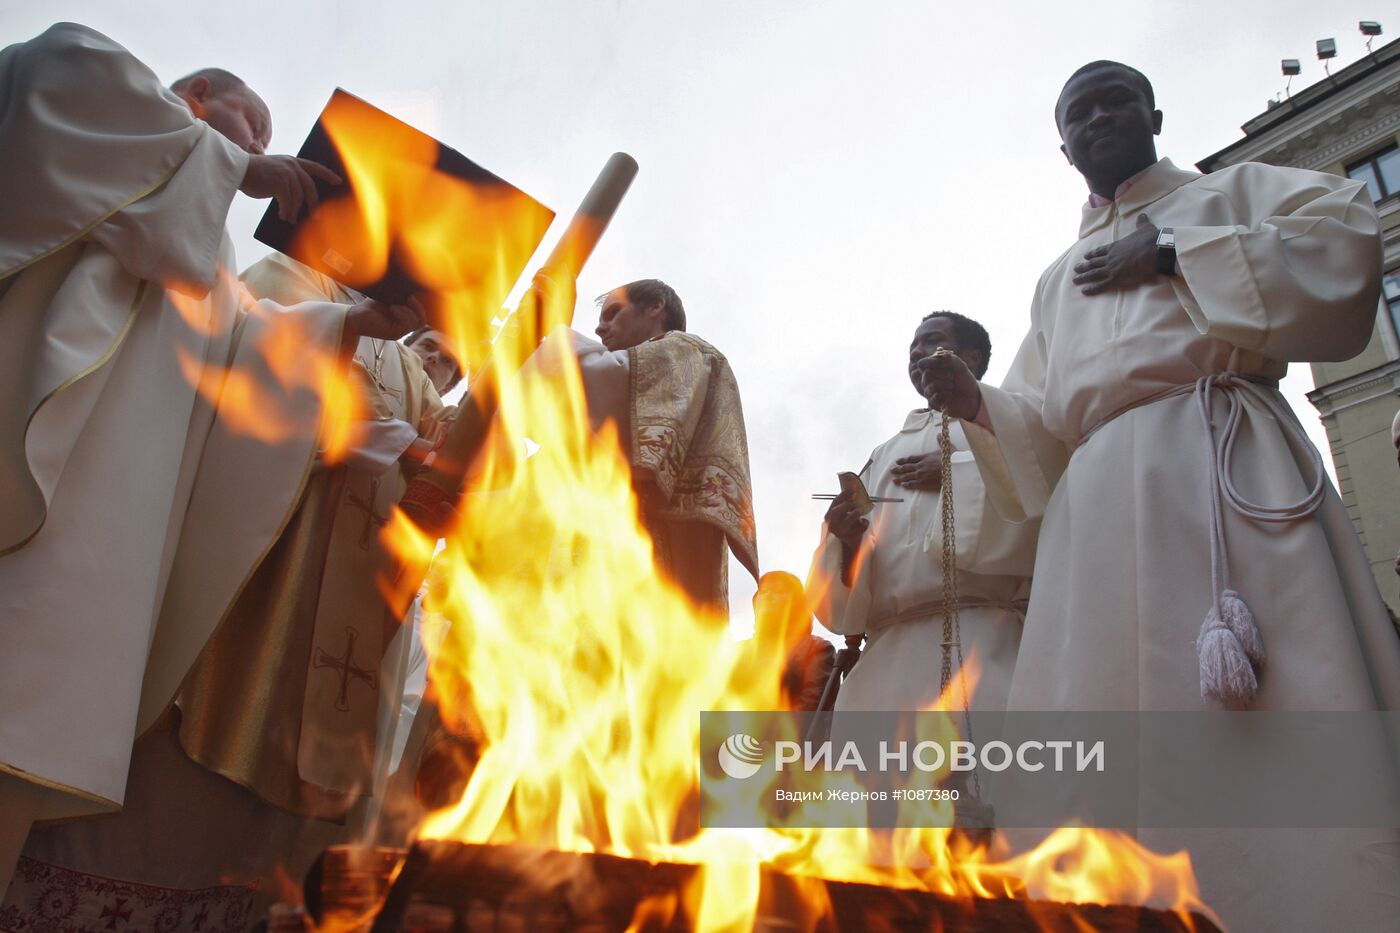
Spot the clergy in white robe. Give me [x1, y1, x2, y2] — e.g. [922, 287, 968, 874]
[919, 60, 1400, 932]
[0, 23, 356, 902]
[0, 25, 430, 921]
[809, 313, 1038, 715]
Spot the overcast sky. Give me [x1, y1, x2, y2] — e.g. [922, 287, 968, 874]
[7, 1, 1390, 626]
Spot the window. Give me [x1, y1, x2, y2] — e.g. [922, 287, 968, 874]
[1386, 270, 1400, 339]
[1347, 145, 1400, 203]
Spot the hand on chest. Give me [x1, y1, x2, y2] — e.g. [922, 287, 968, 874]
[868, 418, 963, 544]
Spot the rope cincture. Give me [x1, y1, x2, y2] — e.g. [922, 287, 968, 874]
[1076, 372, 1326, 705]
[1193, 372, 1326, 706]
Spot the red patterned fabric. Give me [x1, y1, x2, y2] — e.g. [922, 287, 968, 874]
[0, 857, 255, 933]
[398, 478, 457, 537]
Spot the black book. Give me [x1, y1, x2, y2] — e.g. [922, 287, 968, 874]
[254, 88, 555, 310]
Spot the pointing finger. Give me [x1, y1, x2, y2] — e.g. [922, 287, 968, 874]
[300, 158, 343, 187]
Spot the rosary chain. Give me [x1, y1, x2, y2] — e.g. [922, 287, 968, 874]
[934, 349, 980, 802]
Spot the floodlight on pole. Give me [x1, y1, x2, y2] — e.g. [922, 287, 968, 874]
[1281, 58, 1301, 96]
[1317, 37, 1337, 75]
[1361, 21, 1383, 53]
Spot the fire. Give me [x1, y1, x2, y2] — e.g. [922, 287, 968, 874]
[170, 273, 364, 464]
[389, 273, 1215, 929]
[414, 381, 739, 856]
[994, 827, 1205, 916]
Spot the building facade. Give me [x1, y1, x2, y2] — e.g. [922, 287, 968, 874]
[1199, 37, 1400, 616]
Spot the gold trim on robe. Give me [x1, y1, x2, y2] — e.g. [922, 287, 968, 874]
[628, 331, 758, 610]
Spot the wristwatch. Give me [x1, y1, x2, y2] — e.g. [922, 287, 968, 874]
[1155, 226, 1177, 276]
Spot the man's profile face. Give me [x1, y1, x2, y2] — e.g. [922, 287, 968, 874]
[595, 287, 665, 352]
[1055, 66, 1161, 182]
[181, 79, 272, 155]
[406, 328, 461, 395]
[908, 317, 979, 397]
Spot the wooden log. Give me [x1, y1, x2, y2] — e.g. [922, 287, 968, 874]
[366, 841, 1222, 933]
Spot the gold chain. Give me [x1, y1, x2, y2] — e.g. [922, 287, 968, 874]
[933, 349, 979, 801]
[937, 406, 960, 694]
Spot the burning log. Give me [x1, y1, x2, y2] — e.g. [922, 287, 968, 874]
[356, 842, 1222, 933]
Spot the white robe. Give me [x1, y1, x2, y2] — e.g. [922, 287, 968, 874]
[808, 412, 1037, 714]
[0, 23, 341, 900]
[8, 251, 437, 927]
[0, 23, 249, 825]
[968, 157, 1400, 930]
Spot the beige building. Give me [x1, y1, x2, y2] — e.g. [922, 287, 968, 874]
[1199, 36, 1400, 616]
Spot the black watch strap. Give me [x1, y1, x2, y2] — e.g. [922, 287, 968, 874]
[1156, 226, 1177, 276]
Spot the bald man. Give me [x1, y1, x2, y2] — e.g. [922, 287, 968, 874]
[0, 22, 418, 905]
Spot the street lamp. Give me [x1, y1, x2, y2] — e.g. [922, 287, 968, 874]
[1360, 21, 1383, 53]
[1317, 37, 1337, 75]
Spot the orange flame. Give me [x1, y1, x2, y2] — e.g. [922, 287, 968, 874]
[169, 272, 364, 463]
[624, 891, 679, 933]
[390, 271, 1214, 930]
[291, 92, 554, 374]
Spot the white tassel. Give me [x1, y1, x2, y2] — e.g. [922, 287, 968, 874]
[1197, 602, 1259, 705]
[1218, 588, 1264, 667]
